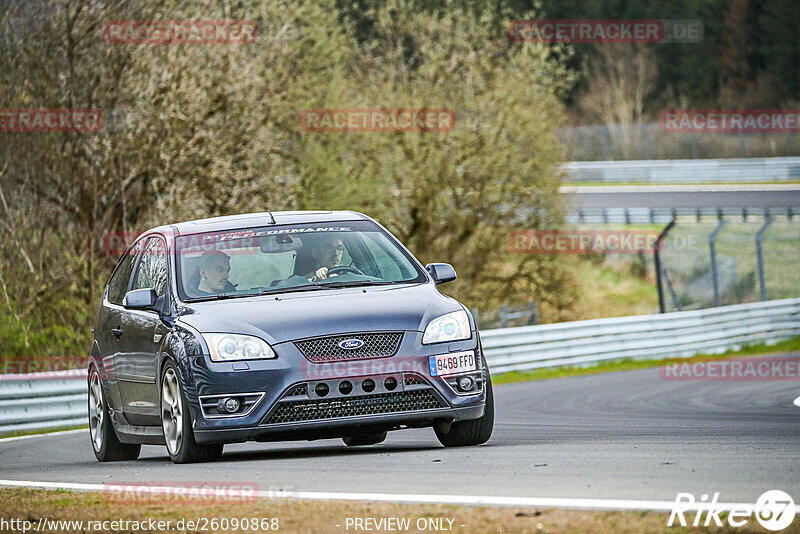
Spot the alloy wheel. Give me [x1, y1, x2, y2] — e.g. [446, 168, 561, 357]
[88, 371, 104, 452]
[161, 368, 183, 456]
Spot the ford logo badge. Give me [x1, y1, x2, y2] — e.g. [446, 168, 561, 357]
[338, 338, 364, 350]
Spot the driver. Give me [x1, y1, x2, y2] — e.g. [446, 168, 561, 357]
[306, 235, 346, 283]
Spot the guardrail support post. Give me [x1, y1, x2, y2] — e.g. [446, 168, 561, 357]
[641, 122, 653, 159]
[756, 216, 774, 301]
[528, 301, 539, 326]
[654, 220, 676, 313]
[500, 305, 508, 328]
[599, 125, 611, 160]
[709, 219, 729, 307]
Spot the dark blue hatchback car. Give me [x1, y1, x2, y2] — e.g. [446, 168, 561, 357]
[88, 211, 493, 463]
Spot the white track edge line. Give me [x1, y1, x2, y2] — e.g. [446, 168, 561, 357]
[0, 429, 86, 443]
[3, 479, 798, 512]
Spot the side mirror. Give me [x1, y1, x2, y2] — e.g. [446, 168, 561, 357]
[425, 263, 457, 285]
[123, 288, 158, 310]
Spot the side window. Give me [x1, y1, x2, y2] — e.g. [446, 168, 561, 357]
[107, 241, 140, 305]
[132, 237, 168, 296]
[361, 234, 402, 280]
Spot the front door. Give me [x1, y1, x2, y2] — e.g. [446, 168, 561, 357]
[97, 239, 141, 412]
[117, 236, 169, 426]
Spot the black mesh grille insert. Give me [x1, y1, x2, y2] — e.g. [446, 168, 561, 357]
[264, 389, 444, 424]
[403, 374, 426, 386]
[294, 332, 403, 362]
[286, 384, 307, 397]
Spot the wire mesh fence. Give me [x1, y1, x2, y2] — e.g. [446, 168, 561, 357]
[558, 123, 800, 161]
[657, 219, 800, 312]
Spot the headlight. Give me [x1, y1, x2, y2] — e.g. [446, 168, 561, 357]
[422, 310, 471, 344]
[202, 333, 276, 361]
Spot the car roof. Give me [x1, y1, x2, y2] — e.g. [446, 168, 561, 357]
[148, 210, 371, 236]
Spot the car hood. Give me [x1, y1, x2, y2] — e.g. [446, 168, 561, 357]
[176, 283, 466, 344]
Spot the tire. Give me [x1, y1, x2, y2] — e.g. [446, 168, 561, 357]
[342, 431, 387, 447]
[88, 366, 141, 462]
[161, 361, 224, 464]
[434, 368, 494, 447]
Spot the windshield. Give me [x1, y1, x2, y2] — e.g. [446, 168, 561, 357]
[175, 220, 427, 301]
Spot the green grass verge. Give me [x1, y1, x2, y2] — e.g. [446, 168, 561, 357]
[8, 487, 795, 534]
[492, 335, 800, 385]
[571, 260, 659, 319]
[563, 181, 800, 186]
[0, 424, 88, 440]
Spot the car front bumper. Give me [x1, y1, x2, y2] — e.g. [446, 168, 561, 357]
[175, 331, 488, 444]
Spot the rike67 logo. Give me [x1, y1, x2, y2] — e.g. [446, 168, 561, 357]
[669, 490, 796, 531]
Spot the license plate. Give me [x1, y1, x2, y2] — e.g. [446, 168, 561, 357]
[429, 351, 476, 377]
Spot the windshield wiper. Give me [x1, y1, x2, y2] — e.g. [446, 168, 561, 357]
[190, 285, 327, 300]
[190, 280, 402, 300]
[315, 280, 397, 289]
[185, 292, 245, 302]
[259, 285, 332, 296]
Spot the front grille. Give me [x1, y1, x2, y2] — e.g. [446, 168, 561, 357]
[263, 389, 445, 425]
[294, 332, 403, 362]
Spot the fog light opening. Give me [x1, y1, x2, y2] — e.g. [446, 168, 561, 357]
[457, 376, 475, 392]
[361, 379, 375, 393]
[315, 383, 330, 397]
[339, 380, 353, 395]
[218, 397, 241, 413]
[384, 376, 398, 391]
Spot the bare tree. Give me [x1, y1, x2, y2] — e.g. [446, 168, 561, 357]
[578, 44, 658, 159]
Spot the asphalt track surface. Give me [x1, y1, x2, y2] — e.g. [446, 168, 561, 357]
[562, 184, 800, 210]
[1, 357, 799, 504]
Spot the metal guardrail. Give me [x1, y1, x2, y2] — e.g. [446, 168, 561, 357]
[0, 372, 87, 433]
[1, 299, 798, 434]
[471, 301, 538, 330]
[563, 157, 800, 184]
[567, 206, 800, 225]
[481, 298, 800, 374]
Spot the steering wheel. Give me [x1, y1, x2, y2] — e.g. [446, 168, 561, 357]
[327, 265, 364, 276]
